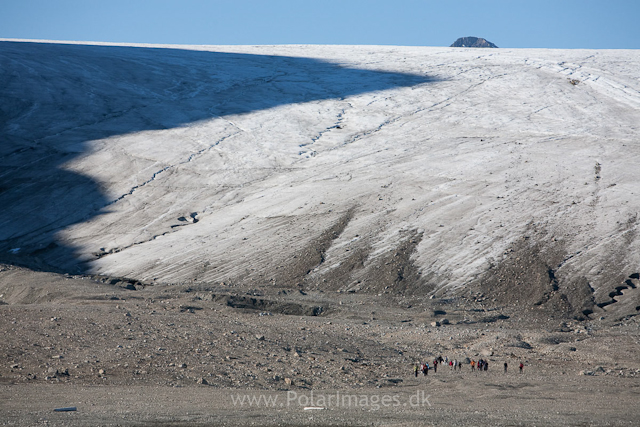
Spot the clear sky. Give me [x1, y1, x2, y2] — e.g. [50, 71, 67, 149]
[1, 0, 639, 49]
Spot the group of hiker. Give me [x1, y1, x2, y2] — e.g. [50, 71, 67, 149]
[414, 356, 524, 377]
[473, 359, 489, 371]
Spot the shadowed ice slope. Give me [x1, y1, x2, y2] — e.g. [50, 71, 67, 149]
[2, 41, 640, 320]
[0, 40, 431, 271]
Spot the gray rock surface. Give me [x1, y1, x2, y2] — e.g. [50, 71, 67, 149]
[450, 36, 498, 47]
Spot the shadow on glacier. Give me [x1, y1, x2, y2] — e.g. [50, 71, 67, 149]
[0, 41, 436, 273]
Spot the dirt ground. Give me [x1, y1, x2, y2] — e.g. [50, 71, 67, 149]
[1, 263, 640, 426]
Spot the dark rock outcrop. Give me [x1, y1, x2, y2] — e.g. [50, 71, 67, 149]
[450, 37, 498, 48]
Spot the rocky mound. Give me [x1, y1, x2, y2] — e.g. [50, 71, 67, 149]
[450, 36, 498, 48]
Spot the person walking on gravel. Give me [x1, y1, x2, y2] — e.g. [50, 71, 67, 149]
[519, 362, 524, 374]
[504, 362, 508, 373]
[414, 364, 419, 377]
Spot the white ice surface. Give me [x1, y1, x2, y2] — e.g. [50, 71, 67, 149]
[2, 41, 639, 297]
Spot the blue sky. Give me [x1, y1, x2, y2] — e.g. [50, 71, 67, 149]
[1, 0, 639, 49]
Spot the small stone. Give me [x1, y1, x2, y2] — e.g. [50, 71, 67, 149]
[179, 363, 187, 368]
[430, 321, 441, 327]
[197, 377, 208, 385]
[255, 335, 265, 341]
[293, 352, 301, 357]
[284, 377, 293, 386]
[98, 369, 105, 375]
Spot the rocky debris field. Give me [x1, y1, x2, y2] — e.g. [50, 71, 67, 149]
[1, 263, 639, 426]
